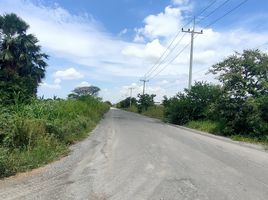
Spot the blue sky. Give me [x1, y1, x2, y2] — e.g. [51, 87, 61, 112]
[1, 0, 268, 102]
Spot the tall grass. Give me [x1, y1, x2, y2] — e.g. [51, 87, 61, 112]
[142, 106, 164, 120]
[186, 120, 223, 135]
[0, 96, 109, 178]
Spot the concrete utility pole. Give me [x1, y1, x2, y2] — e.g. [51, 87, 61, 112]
[140, 79, 149, 95]
[129, 87, 134, 107]
[182, 17, 203, 90]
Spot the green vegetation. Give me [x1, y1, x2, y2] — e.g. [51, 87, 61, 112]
[186, 120, 223, 135]
[142, 106, 164, 120]
[0, 96, 109, 178]
[163, 50, 268, 147]
[0, 14, 48, 104]
[118, 50, 268, 148]
[68, 86, 101, 99]
[0, 14, 110, 178]
[117, 93, 163, 119]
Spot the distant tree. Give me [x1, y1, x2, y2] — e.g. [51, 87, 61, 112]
[68, 86, 100, 99]
[117, 97, 137, 108]
[105, 101, 112, 106]
[137, 94, 156, 113]
[0, 13, 48, 104]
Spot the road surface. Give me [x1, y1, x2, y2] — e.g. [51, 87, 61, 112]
[0, 108, 268, 200]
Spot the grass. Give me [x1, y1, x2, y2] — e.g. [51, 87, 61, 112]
[230, 135, 268, 150]
[186, 120, 223, 135]
[124, 105, 164, 120]
[142, 106, 164, 120]
[186, 120, 268, 150]
[126, 105, 138, 113]
[0, 96, 109, 178]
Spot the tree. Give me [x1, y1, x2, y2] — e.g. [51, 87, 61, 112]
[209, 49, 268, 99]
[117, 97, 137, 108]
[0, 13, 48, 104]
[68, 86, 100, 99]
[163, 82, 222, 125]
[137, 94, 156, 113]
[209, 50, 268, 136]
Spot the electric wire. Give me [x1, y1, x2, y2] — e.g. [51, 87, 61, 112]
[148, 0, 249, 81]
[143, 0, 219, 79]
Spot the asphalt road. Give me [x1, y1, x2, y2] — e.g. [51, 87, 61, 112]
[1, 108, 268, 200]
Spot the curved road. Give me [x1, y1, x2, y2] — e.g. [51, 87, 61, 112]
[0, 108, 268, 200]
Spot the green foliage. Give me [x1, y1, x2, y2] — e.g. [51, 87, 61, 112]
[117, 97, 137, 108]
[0, 13, 48, 104]
[137, 94, 156, 113]
[186, 120, 224, 135]
[68, 86, 101, 99]
[208, 50, 268, 137]
[209, 49, 268, 98]
[163, 50, 267, 145]
[163, 82, 221, 125]
[142, 105, 164, 120]
[0, 96, 109, 178]
[126, 104, 139, 113]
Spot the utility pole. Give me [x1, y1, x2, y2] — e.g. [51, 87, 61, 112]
[182, 17, 203, 90]
[140, 79, 149, 95]
[129, 87, 134, 107]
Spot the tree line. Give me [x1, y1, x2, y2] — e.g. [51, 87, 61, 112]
[118, 50, 268, 140]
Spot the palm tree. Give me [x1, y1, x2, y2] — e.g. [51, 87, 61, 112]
[0, 13, 48, 104]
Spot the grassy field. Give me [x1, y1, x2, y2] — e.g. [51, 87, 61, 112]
[0, 96, 109, 178]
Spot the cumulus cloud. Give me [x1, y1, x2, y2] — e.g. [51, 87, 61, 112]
[53, 68, 84, 80]
[1, 0, 267, 102]
[172, 0, 189, 5]
[77, 81, 91, 87]
[122, 39, 166, 61]
[39, 82, 61, 90]
[135, 6, 186, 40]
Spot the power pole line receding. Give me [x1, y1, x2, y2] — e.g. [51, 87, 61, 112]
[140, 79, 149, 95]
[182, 17, 203, 90]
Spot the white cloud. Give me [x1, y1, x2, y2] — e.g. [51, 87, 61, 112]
[135, 6, 185, 40]
[39, 82, 61, 90]
[159, 80, 169, 85]
[53, 68, 83, 80]
[119, 28, 128, 36]
[172, 0, 189, 5]
[122, 39, 166, 61]
[1, 0, 268, 103]
[77, 81, 91, 87]
[54, 78, 61, 84]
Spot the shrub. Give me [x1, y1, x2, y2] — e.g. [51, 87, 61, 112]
[0, 96, 109, 178]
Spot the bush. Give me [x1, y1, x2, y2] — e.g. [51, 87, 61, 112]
[0, 96, 109, 178]
[163, 82, 221, 125]
[142, 105, 164, 120]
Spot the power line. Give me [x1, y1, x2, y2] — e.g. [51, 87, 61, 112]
[147, 0, 249, 82]
[148, 42, 190, 80]
[204, 0, 249, 28]
[145, 33, 187, 79]
[143, 0, 219, 80]
[196, 0, 231, 25]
